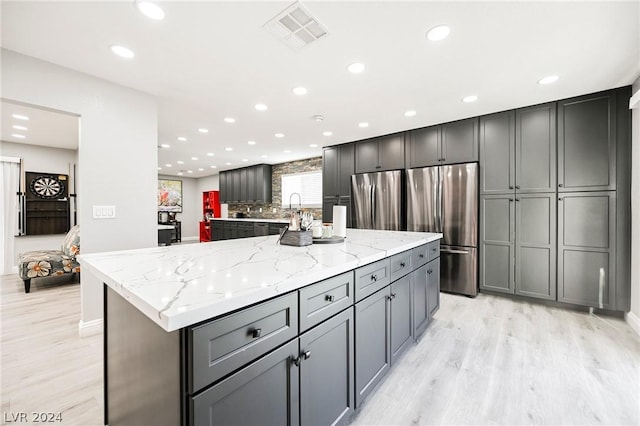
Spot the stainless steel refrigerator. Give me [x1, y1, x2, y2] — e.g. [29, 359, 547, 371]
[406, 163, 478, 296]
[351, 170, 403, 230]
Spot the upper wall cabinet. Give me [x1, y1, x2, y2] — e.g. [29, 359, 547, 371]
[406, 117, 478, 169]
[558, 91, 616, 192]
[479, 104, 556, 194]
[355, 133, 404, 173]
[323, 144, 354, 198]
[219, 164, 272, 204]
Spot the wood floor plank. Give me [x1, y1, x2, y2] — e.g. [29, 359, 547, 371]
[2, 273, 639, 426]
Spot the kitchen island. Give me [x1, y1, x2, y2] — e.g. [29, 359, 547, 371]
[80, 229, 442, 426]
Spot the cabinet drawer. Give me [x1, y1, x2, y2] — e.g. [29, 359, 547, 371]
[189, 292, 298, 393]
[299, 272, 354, 332]
[355, 259, 391, 302]
[390, 250, 413, 282]
[428, 241, 440, 262]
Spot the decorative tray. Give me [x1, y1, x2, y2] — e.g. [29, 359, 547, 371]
[312, 236, 346, 244]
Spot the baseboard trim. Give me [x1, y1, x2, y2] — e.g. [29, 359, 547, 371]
[78, 318, 103, 338]
[625, 311, 640, 336]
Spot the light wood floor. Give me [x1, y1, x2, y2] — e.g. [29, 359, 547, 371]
[1, 273, 639, 425]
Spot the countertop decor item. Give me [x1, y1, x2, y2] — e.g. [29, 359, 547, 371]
[279, 229, 312, 247]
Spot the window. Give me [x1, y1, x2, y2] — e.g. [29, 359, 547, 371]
[281, 171, 322, 208]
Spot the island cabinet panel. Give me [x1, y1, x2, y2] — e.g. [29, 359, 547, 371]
[411, 264, 428, 340]
[191, 339, 300, 426]
[188, 292, 298, 393]
[299, 271, 354, 332]
[426, 257, 441, 320]
[390, 274, 412, 364]
[354, 258, 391, 302]
[390, 249, 413, 282]
[354, 286, 390, 408]
[299, 308, 354, 426]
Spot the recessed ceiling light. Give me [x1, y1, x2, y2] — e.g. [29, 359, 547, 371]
[225, 147, 233, 152]
[191, 157, 198, 160]
[178, 172, 183, 176]
[187, 170, 193, 174]
[207, 152, 215, 157]
[404, 110, 417, 117]
[358, 122, 369, 128]
[348, 62, 365, 74]
[157, 167, 162, 170]
[225, 162, 232, 166]
[198, 128, 209, 133]
[165, 164, 172, 167]
[293, 87, 308, 95]
[247, 140, 256, 145]
[12, 114, 29, 121]
[426, 24, 451, 41]
[177, 160, 184, 164]
[255, 104, 268, 111]
[242, 159, 249, 162]
[224, 117, 236, 123]
[12, 134, 26, 139]
[538, 75, 559, 85]
[283, 150, 291, 153]
[110, 44, 135, 59]
[210, 165, 217, 169]
[309, 144, 318, 148]
[160, 143, 170, 148]
[462, 95, 478, 103]
[177, 136, 187, 142]
[135, 1, 165, 20]
[275, 133, 285, 138]
[12, 125, 28, 130]
[261, 155, 268, 159]
[323, 131, 333, 136]
[198, 168, 204, 171]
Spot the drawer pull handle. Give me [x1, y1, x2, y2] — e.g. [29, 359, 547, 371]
[400, 262, 406, 268]
[431, 247, 437, 252]
[293, 356, 301, 367]
[427, 269, 432, 275]
[325, 294, 335, 302]
[303, 350, 312, 360]
[419, 254, 425, 258]
[250, 328, 262, 338]
[371, 274, 378, 282]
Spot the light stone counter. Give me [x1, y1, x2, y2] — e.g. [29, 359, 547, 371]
[80, 229, 442, 331]
[209, 218, 289, 223]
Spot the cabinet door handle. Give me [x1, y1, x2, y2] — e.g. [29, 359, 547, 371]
[303, 350, 312, 360]
[427, 269, 432, 274]
[325, 294, 335, 302]
[558, 183, 564, 187]
[509, 198, 514, 202]
[391, 293, 397, 299]
[400, 262, 406, 268]
[515, 185, 520, 189]
[509, 186, 514, 189]
[250, 328, 262, 338]
[371, 274, 378, 282]
[558, 198, 563, 201]
[516, 198, 521, 202]
[292, 356, 301, 367]
[419, 253, 425, 258]
[387, 294, 394, 300]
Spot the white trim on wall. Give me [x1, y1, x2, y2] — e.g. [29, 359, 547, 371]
[78, 318, 103, 338]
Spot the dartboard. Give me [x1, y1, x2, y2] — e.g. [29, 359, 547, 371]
[30, 175, 65, 199]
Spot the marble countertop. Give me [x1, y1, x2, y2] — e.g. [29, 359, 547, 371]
[210, 218, 289, 223]
[79, 229, 442, 332]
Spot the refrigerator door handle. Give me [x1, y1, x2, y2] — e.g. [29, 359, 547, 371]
[437, 169, 443, 232]
[370, 184, 375, 226]
[440, 248, 470, 255]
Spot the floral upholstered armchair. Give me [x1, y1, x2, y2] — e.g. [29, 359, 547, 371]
[18, 225, 80, 293]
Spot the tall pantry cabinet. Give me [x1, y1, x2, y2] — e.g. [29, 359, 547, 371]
[479, 87, 631, 311]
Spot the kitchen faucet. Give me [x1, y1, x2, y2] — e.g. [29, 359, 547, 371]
[289, 192, 302, 211]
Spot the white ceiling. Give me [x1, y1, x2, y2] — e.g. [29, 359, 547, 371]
[2, 1, 638, 178]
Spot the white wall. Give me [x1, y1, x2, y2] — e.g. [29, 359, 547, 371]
[2, 49, 158, 334]
[158, 175, 199, 240]
[0, 141, 78, 266]
[197, 174, 219, 194]
[628, 77, 640, 335]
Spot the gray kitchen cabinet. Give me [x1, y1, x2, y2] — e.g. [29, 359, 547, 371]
[323, 144, 354, 198]
[354, 258, 391, 302]
[479, 194, 515, 294]
[254, 222, 269, 236]
[269, 222, 287, 236]
[354, 286, 390, 408]
[480, 103, 555, 194]
[406, 117, 478, 168]
[237, 221, 255, 238]
[390, 274, 412, 364]
[480, 193, 556, 300]
[557, 191, 616, 309]
[558, 91, 616, 192]
[516, 103, 556, 193]
[426, 257, 440, 320]
[211, 221, 223, 241]
[219, 165, 272, 204]
[355, 133, 404, 173]
[223, 221, 236, 240]
[299, 271, 353, 332]
[299, 308, 354, 426]
[514, 193, 556, 300]
[479, 111, 515, 194]
[411, 264, 428, 340]
[190, 339, 300, 426]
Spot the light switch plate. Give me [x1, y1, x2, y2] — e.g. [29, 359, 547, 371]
[93, 205, 116, 219]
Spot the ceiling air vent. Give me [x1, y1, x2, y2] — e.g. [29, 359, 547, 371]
[264, 1, 328, 51]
